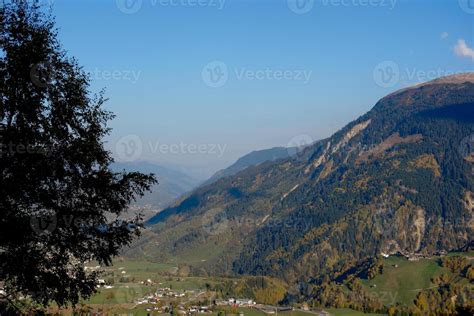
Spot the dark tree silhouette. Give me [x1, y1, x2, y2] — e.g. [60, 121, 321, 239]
[0, 0, 156, 308]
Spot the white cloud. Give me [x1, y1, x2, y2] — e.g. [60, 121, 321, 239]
[440, 32, 448, 40]
[454, 39, 474, 61]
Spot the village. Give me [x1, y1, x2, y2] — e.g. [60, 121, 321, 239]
[101, 284, 323, 316]
[74, 261, 343, 316]
[133, 291, 259, 315]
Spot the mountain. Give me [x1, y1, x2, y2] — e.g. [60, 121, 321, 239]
[133, 74, 474, 287]
[203, 147, 295, 186]
[111, 161, 201, 218]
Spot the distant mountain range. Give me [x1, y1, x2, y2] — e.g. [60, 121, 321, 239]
[128, 74, 474, 288]
[111, 161, 202, 218]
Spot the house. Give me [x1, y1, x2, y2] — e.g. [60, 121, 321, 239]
[199, 306, 210, 313]
[236, 299, 255, 306]
[145, 278, 153, 285]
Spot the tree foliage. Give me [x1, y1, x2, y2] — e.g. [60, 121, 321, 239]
[0, 0, 156, 307]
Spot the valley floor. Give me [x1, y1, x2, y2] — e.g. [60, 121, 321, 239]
[48, 252, 474, 315]
[48, 258, 387, 315]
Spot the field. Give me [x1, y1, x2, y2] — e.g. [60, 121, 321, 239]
[359, 252, 473, 306]
[76, 258, 219, 313]
[238, 308, 385, 316]
[325, 308, 386, 316]
[217, 307, 385, 316]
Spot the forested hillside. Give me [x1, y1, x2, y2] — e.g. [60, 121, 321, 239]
[131, 74, 474, 296]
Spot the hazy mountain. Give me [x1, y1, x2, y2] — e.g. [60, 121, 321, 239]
[203, 147, 295, 186]
[131, 74, 474, 285]
[111, 161, 201, 218]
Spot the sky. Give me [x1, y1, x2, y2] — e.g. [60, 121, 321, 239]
[49, 0, 474, 178]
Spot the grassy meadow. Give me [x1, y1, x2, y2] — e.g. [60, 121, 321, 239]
[360, 252, 473, 306]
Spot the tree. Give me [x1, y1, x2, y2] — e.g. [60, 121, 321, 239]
[414, 292, 429, 313]
[0, 0, 156, 308]
[466, 265, 474, 282]
[387, 306, 396, 316]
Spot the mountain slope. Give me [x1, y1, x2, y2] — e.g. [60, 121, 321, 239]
[135, 74, 474, 284]
[203, 147, 295, 186]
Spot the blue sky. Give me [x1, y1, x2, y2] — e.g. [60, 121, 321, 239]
[51, 0, 473, 178]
